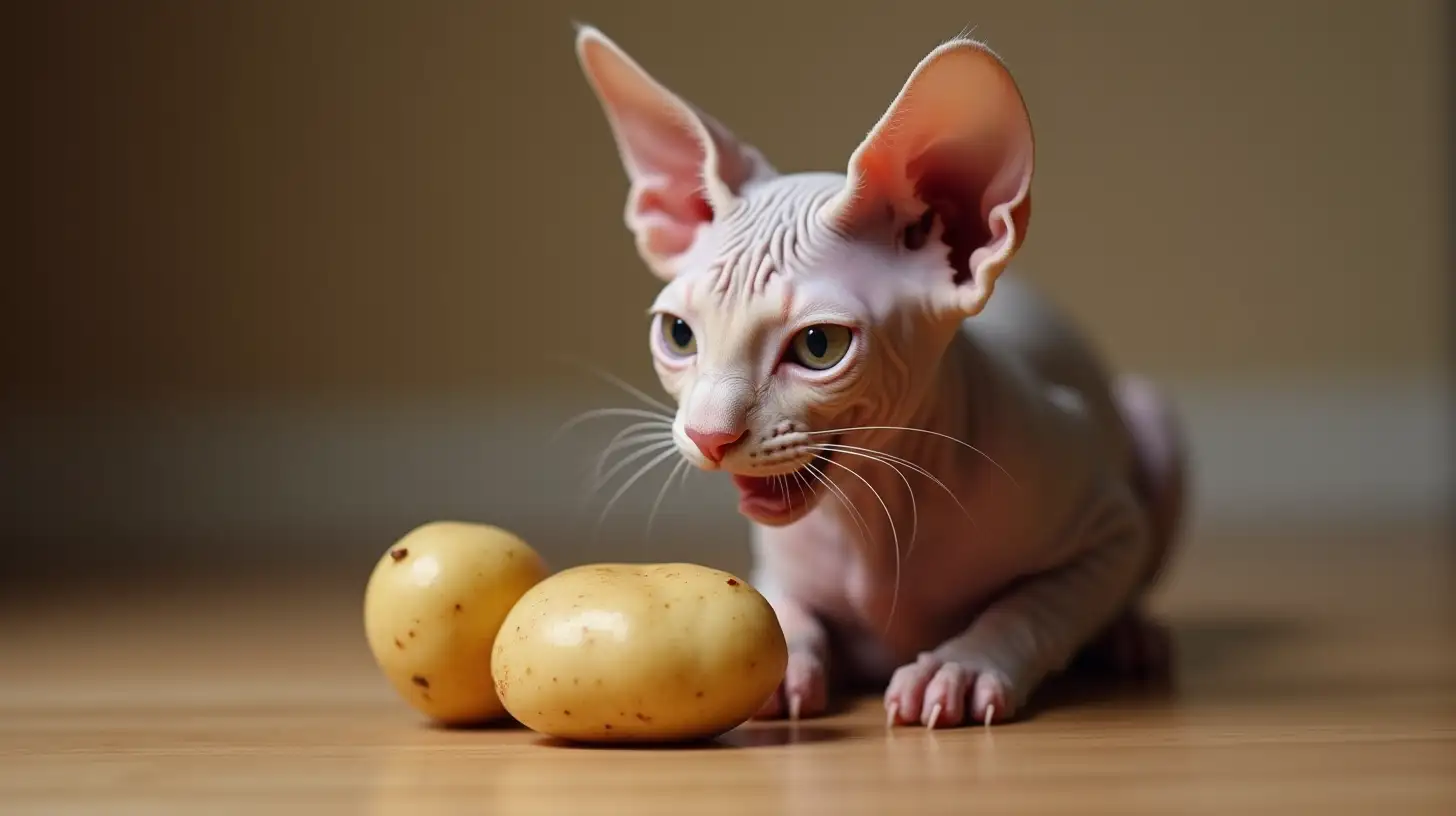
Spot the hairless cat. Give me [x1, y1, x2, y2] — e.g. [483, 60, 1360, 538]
[572, 25, 1188, 728]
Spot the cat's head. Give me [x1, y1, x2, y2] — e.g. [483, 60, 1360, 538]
[575, 26, 1034, 526]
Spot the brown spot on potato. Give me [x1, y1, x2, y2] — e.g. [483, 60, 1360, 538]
[408, 630, 416, 638]
[726, 578, 739, 586]
[563, 709, 572, 716]
[604, 723, 613, 730]
[635, 713, 652, 722]
[454, 603, 462, 612]
[411, 675, 430, 689]
[695, 691, 704, 698]
[390, 548, 409, 561]
[525, 668, 533, 676]
[393, 638, 404, 649]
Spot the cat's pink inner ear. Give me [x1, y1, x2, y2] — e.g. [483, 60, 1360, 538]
[575, 27, 775, 279]
[821, 38, 1034, 314]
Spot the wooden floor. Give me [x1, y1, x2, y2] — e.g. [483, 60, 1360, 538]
[3, 524, 1454, 814]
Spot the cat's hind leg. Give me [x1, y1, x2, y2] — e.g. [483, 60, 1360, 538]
[1078, 374, 1188, 678]
[1114, 374, 1188, 587]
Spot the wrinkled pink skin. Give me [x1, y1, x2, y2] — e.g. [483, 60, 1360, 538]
[574, 27, 1187, 727]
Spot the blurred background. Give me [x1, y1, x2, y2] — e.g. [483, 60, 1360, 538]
[3, 0, 1450, 592]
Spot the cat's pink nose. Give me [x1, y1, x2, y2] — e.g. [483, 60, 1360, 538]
[685, 428, 746, 463]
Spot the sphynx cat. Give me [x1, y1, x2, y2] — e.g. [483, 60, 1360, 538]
[572, 26, 1187, 728]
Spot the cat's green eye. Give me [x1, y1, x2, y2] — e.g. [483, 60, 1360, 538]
[658, 313, 697, 357]
[788, 324, 853, 371]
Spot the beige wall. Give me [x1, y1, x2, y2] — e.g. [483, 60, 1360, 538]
[9, 0, 1449, 406]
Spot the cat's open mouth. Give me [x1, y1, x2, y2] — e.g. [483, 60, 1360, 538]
[729, 438, 839, 524]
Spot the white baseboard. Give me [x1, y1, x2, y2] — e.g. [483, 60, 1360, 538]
[1, 377, 1448, 548]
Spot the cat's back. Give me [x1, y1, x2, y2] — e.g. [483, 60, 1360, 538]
[960, 269, 1132, 465]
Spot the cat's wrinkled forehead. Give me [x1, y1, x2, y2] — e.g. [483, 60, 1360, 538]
[692, 173, 847, 294]
[670, 172, 883, 318]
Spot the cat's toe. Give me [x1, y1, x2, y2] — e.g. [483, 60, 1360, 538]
[970, 670, 1012, 725]
[884, 652, 944, 726]
[920, 662, 973, 728]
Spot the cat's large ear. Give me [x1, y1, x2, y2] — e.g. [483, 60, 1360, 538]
[575, 26, 776, 281]
[818, 37, 1034, 317]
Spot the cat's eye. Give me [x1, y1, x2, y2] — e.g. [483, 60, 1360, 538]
[788, 324, 853, 371]
[658, 313, 697, 357]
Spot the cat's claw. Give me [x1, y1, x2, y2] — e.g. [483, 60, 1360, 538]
[885, 702, 898, 729]
[926, 703, 943, 730]
[754, 650, 827, 721]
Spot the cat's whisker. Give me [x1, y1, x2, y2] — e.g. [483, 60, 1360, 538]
[553, 407, 673, 441]
[593, 426, 676, 483]
[793, 468, 818, 517]
[577, 434, 673, 513]
[792, 469, 813, 508]
[602, 419, 674, 451]
[587, 438, 678, 498]
[818, 457, 903, 632]
[645, 457, 688, 543]
[809, 445, 919, 557]
[547, 354, 677, 414]
[810, 442, 975, 532]
[805, 426, 1019, 489]
[803, 461, 873, 559]
[593, 445, 683, 544]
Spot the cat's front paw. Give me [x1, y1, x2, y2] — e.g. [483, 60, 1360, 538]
[884, 652, 1012, 728]
[754, 649, 828, 721]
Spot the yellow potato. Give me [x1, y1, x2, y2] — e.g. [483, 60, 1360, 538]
[491, 562, 788, 743]
[363, 521, 549, 726]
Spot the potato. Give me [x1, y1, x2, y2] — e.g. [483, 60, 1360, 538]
[363, 521, 549, 726]
[490, 562, 788, 743]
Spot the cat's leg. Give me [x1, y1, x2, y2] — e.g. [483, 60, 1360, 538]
[752, 585, 831, 721]
[884, 483, 1153, 728]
